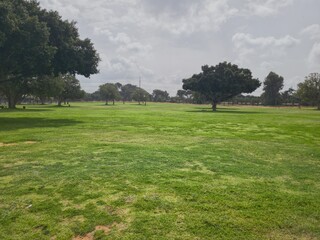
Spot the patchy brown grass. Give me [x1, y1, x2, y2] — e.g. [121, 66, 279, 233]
[24, 141, 37, 144]
[72, 222, 127, 240]
[0, 141, 37, 147]
[0, 142, 18, 147]
[267, 231, 318, 240]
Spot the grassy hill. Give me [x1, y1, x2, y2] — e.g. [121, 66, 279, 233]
[0, 103, 319, 239]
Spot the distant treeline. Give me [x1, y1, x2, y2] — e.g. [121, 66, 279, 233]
[0, 76, 313, 108]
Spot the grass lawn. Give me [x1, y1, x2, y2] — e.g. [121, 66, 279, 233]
[0, 102, 319, 239]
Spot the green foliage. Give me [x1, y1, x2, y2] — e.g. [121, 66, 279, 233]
[120, 84, 139, 102]
[132, 88, 150, 104]
[54, 74, 84, 106]
[0, 0, 56, 77]
[262, 72, 284, 106]
[99, 83, 121, 105]
[152, 89, 170, 102]
[297, 73, 320, 110]
[0, 0, 99, 108]
[182, 62, 260, 111]
[281, 88, 299, 105]
[83, 91, 102, 101]
[177, 89, 192, 99]
[30, 75, 65, 104]
[0, 103, 319, 239]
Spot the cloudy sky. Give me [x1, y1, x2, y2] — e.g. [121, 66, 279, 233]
[39, 0, 320, 95]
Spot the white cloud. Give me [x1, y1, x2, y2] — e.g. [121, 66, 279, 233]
[142, 0, 239, 35]
[38, 0, 319, 95]
[301, 24, 320, 40]
[308, 42, 320, 71]
[100, 56, 154, 81]
[245, 0, 293, 17]
[232, 33, 300, 70]
[232, 33, 299, 49]
[93, 29, 152, 55]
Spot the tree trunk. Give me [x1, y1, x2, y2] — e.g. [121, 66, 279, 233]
[58, 99, 62, 106]
[40, 97, 46, 105]
[113, 99, 115, 105]
[318, 103, 320, 110]
[6, 90, 18, 109]
[8, 94, 17, 109]
[211, 101, 217, 111]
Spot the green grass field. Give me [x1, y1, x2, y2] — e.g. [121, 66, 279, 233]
[0, 102, 319, 240]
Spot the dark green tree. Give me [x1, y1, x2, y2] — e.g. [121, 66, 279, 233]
[120, 84, 139, 102]
[176, 90, 186, 100]
[281, 88, 299, 106]
[83, 91, 102, 101]
[0, 0, 99, 108]
[99, 83, 120, 105]
[30, 75, 64, 104]
[132, 88, 150, 105]
[261, 72, 284, 106]
[0, 0, 56, 108]
[182, 62, 260, 111]
[152, 89, 170, 102]
[297, 73, 320, 110]
[55, 75, 84, 106]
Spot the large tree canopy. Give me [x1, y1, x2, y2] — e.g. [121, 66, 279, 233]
[297, 73, 320, 110]
[261, 72, 284, 106]
[152, 89, 170, 102]
[132, 88, 150, 105]
[120, 84, 139, 102]
[182, 62, 260, 111]
[56, 74, 84, 106]
[99, 83, 120, 105]
[0, 0, 100, 108]
[0, 0, 55, 77]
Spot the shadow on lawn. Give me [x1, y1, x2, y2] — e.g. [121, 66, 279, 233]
[0, 117, 82, 131]
[0, 108, 53, 113]
[187, 107, 265, 114]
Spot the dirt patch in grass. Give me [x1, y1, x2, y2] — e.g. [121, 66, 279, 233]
[267, 231, 317, 240]
[73, 233, 94, 240]
[0, 141, 37, 147]
[0, 142, 18, 147]
[24, 141, 37, 144]
[95, 225, 112, 234]
[72, 222, 126, 240]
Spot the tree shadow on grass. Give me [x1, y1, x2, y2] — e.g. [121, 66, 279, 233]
[0, 108, 53, 113]
[0, 117, 82, 131]
[187, 107, 265, 114]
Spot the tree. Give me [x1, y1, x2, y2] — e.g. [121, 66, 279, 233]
[182, 62, 260, 111]
[297, 73, 320, 110]
[0, 0, 55, 108]
[132, 88, 150, 105]
[99, 83, 120, 105]
[120, 84, 139, 102]
[176, 90, 186, 100]
[152, 89, 170, 102]
[281, 88, 299, 106]
[55, 75, 84, 106]
[176, 89, 194, 103]
[0, 0, 99, 108]
[30, 75, 64, 104]
[83, 91, 102, 101]
[261, 72, 284, 106]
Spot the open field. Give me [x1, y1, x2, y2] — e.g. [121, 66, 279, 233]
[0, 102, 319, 240]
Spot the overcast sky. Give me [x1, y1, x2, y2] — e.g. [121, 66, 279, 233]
[39, 0, 320, 95]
